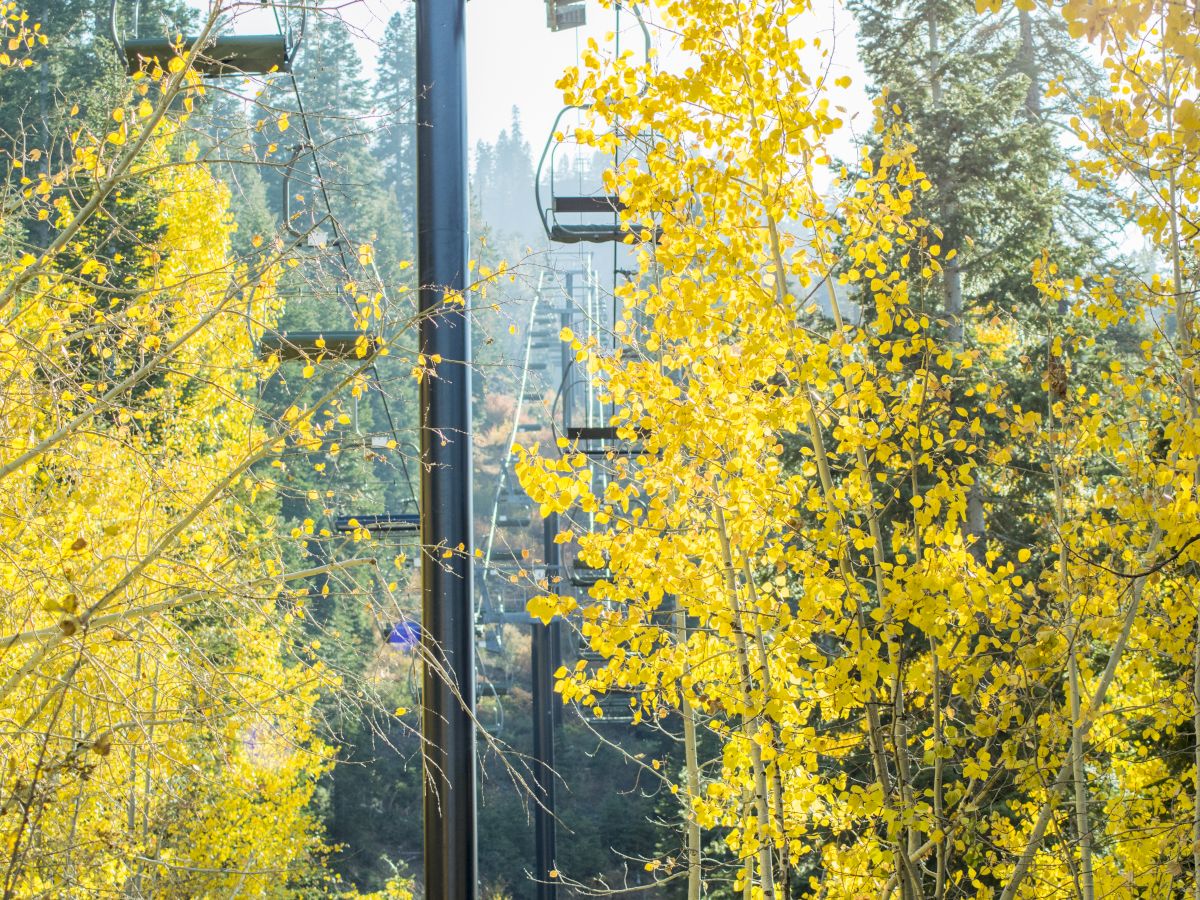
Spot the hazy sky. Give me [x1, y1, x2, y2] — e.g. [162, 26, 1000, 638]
[205, 0, 871, 160]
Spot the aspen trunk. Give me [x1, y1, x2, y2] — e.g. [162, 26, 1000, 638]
[1193, 617, 1200, 900]
[673, 604, 703, 900]
[716, 508, 776, 899]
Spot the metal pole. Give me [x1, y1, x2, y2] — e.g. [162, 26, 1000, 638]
[533, 513, 559, 900]
[552, 614, 564, 728]
[562, 273, 575, 435]
[417, 1, 476, 897]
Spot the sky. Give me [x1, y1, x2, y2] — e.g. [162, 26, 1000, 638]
[202, 0, 873, 160]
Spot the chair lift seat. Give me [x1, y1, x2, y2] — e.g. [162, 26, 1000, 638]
[548, 224, 628, 244]
[553, 195, 626, 214]
[497, 510, 532, 528]
[124, 34, 291, 77]
[567, 426, 641, 442]
[334, 513, 420, 534]
[497, 482, 534, 528]
[258, 331, 381, 361]
[566, 425, 653, 455]
[478, 627, 506, 655]
[547, 195, 644, 244]
[483, 548, 533, 564]
[569, 561, 610, 587]
[591, 696, 637, 724]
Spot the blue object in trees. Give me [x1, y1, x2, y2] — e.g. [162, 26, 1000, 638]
[387, 621, 421, 649]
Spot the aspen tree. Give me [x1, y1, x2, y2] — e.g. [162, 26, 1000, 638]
[518, 0, 1200, 895]
[0, 5, 410, 894]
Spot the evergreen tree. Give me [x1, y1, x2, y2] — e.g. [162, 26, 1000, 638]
[473, 106, 539, 241]
[257, 12, 371, 240]
[835, 4, 1141, 892]
[0, 0, 194, 247]
[847, 0, 1124, 558]
[851, 0, 1062, 321]
[373, 8, 416, 227]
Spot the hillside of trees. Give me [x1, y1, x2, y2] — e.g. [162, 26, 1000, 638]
[2, 0, 1199, 898]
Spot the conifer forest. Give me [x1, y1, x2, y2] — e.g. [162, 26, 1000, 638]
[4, 0, 1200, 897]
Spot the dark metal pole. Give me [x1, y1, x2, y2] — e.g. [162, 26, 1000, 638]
[533, 513, 559, 900]
[561, 274, 575, 435]
[551, 614, 564, 729]
[417, 1, 476, 898]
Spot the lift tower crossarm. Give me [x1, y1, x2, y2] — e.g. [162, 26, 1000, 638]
[417, 1, 478, 898]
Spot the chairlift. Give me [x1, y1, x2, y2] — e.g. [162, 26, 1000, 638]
[496, 481, 533, 529]
[323, 430, 420, 538]
[478, 665, 514, 698]
[281, 143, 334, 247]
[259, 336, 417, 532]
[568, 556, 610, 588]
[478, 626, 505, 655]
[565, 424, 652, 457]
[475, 555, 539, 626]
[334, 513, 420, 535]
[573, 665, 639, 725]
[258, 330, 382, 361]
[545, 0, 586, 32]
[485, 547, 534, 568]
[536, 116, 645, 244]
[535, 4, 655, 245]
[113, 0, 302, 77]
[586, 691, 638, 725]
[568, 425, 650, 441]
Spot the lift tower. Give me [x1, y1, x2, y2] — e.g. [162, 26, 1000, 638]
[417, 1, 477, 898]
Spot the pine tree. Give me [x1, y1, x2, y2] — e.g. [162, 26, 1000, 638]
[0, 0, 195, 246]
[848, 0, 1124, 559]
[373, 9, 416, 215]
[473, 106, 538, 241]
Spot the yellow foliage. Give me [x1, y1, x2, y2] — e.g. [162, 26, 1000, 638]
[0, 71, 341, 896]
[519, 0, 1200, 896]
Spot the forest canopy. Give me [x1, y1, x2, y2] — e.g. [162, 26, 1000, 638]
[1, 0, 1199, 898]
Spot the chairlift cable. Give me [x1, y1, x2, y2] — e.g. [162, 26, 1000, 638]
[369, 361, 420, 513]
[270, 0, 307, 55]
[280, 52, 420, 511]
